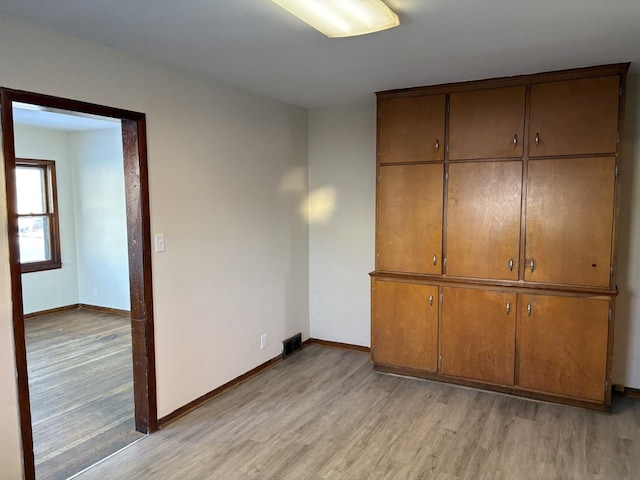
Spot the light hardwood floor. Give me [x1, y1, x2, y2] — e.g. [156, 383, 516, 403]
[25, 309, 144, 479]
[74, 344, 639, 480]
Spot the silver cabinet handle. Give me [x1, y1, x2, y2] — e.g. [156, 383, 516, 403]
[513, 134, 518, 146]
[435, 138, 440, 151]
[433, 255, 437, 266]
[429, 295, 433, 306]
[506, 302, 511, 315]
[508, 258, 514, 271]
[527, 304, 532, 317]
[535, 132, 540, 146]
[529, 258, 536, 272]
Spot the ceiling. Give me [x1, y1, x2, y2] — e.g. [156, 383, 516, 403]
[13, 105, 121, 131]
[1, 0, 639, 108]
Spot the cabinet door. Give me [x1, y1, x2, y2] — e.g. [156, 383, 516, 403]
[518, 294, 609, 402]
[377, 164, 443, 274]
[378, 95, 446, 163]
[372, 281, 439, 371]
[440, 287, 516, 385]
[449, 86, 526, 160]
[529, 76, 620, 157]
[446, 161, 522, 280]
[525, 157, 615, 287]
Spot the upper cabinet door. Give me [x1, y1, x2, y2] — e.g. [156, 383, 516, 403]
[378, 95, 446, 163]
[449, 86, 526, 160]
[525, 157, 615, 287]
[529, 76, 620, 157]
[446, 161, 522, 280]
[377, 164, 444, 274]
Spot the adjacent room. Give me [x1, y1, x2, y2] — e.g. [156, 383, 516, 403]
[0, 1, 639, 479]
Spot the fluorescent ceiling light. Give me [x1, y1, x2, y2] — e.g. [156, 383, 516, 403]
[272, 0, 400, 38]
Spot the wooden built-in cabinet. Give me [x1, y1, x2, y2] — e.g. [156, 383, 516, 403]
[372, 280, 439, 372]
[378, 95, 446, 163]
[371, 63, 628, 410]
[518, 294, 610, 403]
[449, 86, 526, 160]
[377, 164, 443, 274]
[445, 161, 522, 280]
[525, 156, 616, 287]
[440, 287, 516, 385]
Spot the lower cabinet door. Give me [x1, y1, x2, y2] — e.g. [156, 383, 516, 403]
[518, 294, 609, 402]
[372, 280, 439, 371]
[441, 287, 516, 385]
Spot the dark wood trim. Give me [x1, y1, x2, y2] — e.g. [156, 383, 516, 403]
[377, 63, 630, 99]
[1, 87, 157, 479]
[79, 304, 131, 317]
[16, 158, 62, 274]
[1, 87, 35, 480]
[24, 304, 79, 319]
[24, 304, 131, 319]
[158, 355, 284, 429]
[613, 385, 640, 399]
[122, 117, 157, 434]
[370, 270, 618, 298]
[309, 338, 371, 353]
[374, 363, 609, 411]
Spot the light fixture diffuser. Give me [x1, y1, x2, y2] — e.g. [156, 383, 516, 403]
[272, 0, 400, 38]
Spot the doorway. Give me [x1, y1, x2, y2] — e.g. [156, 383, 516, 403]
[1, 88, 157, 480]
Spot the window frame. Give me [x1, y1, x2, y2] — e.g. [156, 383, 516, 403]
[16, 158, 62, 273]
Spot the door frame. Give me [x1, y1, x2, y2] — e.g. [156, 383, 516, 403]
[1, 88, 157, 480]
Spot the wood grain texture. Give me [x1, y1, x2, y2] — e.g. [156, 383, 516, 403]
[373, 280, 438, 371]
[377, 164, 443, 274]
[525, 157, 615, 287]
[446, 161, 522, 280]
[378, 95, 445, 163]
[518, 294, 609, 403]
[441, 287, 516, 385]
[529, 75, 620, 157]
[26, 309, 144, 479]
[449, 86, 526, 160]
[74, 345, 640, 480]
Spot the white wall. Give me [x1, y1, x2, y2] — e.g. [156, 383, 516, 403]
[613, 72, 640, 389]
[0, 14, 308, 478]
[69, 128, 130, 311]
[13, 125, 80, 315]
[308, 103, 376, 346]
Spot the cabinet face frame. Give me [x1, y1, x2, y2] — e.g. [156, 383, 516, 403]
[373, 63, 629, 410]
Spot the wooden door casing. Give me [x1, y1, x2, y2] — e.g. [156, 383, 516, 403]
[372, 281, 439, 371]
[449, 86, 526, 160]
[377, 164, 444, 274]
[529, 75, 620, 157]
[525, 156, 615, 287]
[378, 95, 446, 163]
[446, 161, 522, 280]
[440, 287, 516, 385]
[518, 294, 609, 402]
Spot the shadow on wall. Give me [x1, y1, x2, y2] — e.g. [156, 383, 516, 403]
[614, 72, 639, 386]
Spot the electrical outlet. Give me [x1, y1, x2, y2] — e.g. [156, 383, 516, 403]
[260, 334, 267, 350]
[92, 287, 98, 297]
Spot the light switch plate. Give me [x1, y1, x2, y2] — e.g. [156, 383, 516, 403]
[155, 234, 165, 252]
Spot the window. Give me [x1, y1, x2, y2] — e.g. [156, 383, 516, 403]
[16, 159, 62, 273]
